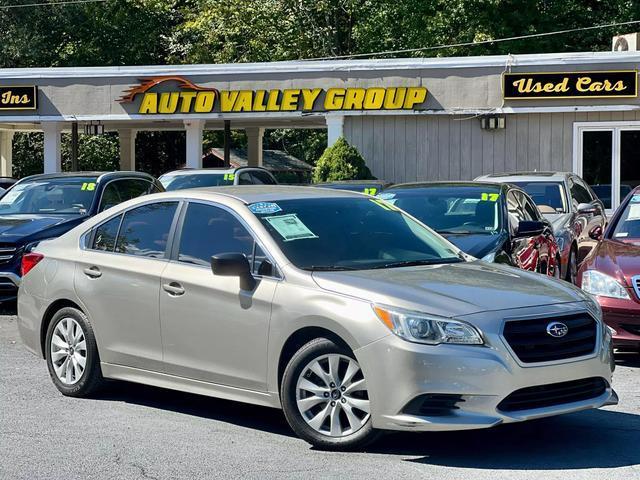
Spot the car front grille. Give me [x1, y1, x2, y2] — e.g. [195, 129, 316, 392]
[503, 313, 597, 363]
[497, 377, 607, 412]
[621, 324, 640, 336]
[0, 244, 17, 264]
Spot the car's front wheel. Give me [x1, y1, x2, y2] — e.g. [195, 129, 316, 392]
[45, 307, 105, 397]
[280, 338, 380, 450]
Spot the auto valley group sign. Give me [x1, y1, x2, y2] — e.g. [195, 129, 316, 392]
[119, 76, 428, 114]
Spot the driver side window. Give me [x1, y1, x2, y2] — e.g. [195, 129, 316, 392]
[507, 191, 524, 232]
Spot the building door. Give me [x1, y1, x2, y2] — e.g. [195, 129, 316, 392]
[575, 122, 640, 213]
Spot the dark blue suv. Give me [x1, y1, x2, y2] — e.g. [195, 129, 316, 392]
[0, 171, 163, 302]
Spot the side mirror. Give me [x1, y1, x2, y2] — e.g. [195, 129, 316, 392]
[577, 202, 597, 215]
[588, 225, 603, 241]
[211, 253, 256, 291]
[516, 220, 545, 237]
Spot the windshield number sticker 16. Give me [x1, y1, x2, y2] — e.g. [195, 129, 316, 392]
[81, 182, 96, 191]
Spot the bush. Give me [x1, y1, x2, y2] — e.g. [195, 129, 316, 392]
[312, 137, 372, 183]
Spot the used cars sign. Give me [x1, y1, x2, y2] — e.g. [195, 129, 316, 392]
[0, 86, 37, 110]
[503, 71, 638, 99]
[119, 76, 428, 113]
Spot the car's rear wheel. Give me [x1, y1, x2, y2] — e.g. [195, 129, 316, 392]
[280, 338, 380, 450]
[45, 307, 105, 397]
[566, 246, 578, 284]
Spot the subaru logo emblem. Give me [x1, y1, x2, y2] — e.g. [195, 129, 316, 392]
[546, 321, 569, 338]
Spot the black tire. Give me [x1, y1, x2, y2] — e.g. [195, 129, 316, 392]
[280, 337, 381, 450]
[45, 307, 105, 397]
[565, 246, 578, 284]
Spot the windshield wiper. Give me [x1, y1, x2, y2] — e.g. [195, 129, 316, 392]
[306, 265, 358, 271]
[370, 258, 463, 269]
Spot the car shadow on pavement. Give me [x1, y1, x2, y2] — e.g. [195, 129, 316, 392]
[94, 381, 296, 438]
[615, 352, 640, 368]
[369, 409, 640, 469]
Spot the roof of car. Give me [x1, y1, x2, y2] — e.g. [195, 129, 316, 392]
[476, 171, 569, 182]
[159, 167, 269, 177]
[157, 185, 364, 204]
[387, 180, 507, 190]
[18, 171, 156, 182]
[315, 180, 389, 186]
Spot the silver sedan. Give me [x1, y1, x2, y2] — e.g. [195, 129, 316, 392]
[17, 186, 617, 450]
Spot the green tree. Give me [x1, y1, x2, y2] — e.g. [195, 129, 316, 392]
[312, 136, 372, 182]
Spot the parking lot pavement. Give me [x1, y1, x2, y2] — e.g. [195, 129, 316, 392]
[1, 315, 639, 480]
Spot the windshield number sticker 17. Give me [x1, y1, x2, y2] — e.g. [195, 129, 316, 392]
[481, 193, 500, 201]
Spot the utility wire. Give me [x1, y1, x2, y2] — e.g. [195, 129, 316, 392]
[0, 0, 107, 9]
[305, 19, 640, 61]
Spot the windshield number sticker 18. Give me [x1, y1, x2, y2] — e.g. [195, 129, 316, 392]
[81, 182, 96, 191]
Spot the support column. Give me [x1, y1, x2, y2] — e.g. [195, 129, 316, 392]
[42, 122, 63, 173]
[184, 119, 205, 169]
[246, 127, 264, 167]
[118, 129, 137, 171]
[325, 115, 344, 146]
[0, 131, 14, 177]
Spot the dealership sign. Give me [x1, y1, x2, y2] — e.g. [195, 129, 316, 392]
[503, 71, 638, 99]
[119, 77, 427, 113]
[0, 86, 37, 110]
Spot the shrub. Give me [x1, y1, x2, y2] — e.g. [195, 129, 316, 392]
[312, 137, 372, 183]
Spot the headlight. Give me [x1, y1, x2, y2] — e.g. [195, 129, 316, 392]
[481, 251, 496, 263]
[373, 305, 484, 345]
[581, 270, 630, 300]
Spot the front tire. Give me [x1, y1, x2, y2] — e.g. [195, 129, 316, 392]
[45, 307, 105, 397]
[280, 338, 380, 450]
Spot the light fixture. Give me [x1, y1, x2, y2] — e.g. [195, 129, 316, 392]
[480, 115, 506, 130]
[83, 121, 105, 135]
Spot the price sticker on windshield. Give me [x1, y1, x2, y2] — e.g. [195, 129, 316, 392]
[80, 182, 96, 191]
[480, 192, 500, 201]
[223, 173, 235, 181]
[363, 187, 378, 195]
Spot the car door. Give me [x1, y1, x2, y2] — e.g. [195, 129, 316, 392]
[568, 175, 605, 263]
[506, 190, 539, 271]
[519, 191, 554, 274]
[74, 201, 180, 372]
[159, 201, 278, 391]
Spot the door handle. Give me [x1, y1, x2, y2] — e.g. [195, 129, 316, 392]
[162, 282, 185, 296]
[83, 266, 102, 278]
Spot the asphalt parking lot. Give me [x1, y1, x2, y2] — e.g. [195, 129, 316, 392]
[1, 314, 639, 480]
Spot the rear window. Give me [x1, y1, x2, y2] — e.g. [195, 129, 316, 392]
[114, 202, 178, 257]
[160, 173, 234, 191]
[511, 181, 566, 213]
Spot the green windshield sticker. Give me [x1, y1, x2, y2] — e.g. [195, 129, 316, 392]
[480, 192, 500, 201]
[80, 182, 96, 191]
[223, 173, 235, 181]
[265, 214, 318, 241]
[363, 187, 378, 195]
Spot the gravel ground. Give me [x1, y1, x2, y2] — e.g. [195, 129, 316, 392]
[1, 314, 639, 480]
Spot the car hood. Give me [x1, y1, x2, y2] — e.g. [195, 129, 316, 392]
[312, 261, 586, 318]
[589, 239, 640, 286]
[0, 214, 80, 241]
[543, 212, 572, 234]
[440, 232, 506, 259]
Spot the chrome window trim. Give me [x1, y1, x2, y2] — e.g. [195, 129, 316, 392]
[632, 275, 640, 301]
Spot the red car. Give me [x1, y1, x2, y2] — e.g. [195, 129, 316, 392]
[578, 187, 640, 351]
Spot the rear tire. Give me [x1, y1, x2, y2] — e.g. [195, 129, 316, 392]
[280, 337, 380, 450]
[45, 307, 105, 397]
[565, 246, 578, 284]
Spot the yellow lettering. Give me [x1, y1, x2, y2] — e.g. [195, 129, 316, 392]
[576, 77, 591, 92]
[383, 87, 406, 109]
[301, 88, 322, 110]
[158, 92, 179, 113]
[362, 88, 385, 109]
[194, 91, 215, 112]
[179, 92, 196, 112]
[613, 80, 627, 92]
[266, 90, 280, 111]
[233, 90, 253, 112]
[253, 90, 267, 111]
[281, 89, 300, 111]
[138, 93, 158, 114]
[343, 88, 365, 109]
[324, 88, 345, 110]
[220, 91, 239, 112]
[403, 87, 427, 108]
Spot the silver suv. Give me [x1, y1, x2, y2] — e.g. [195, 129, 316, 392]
[17, 186, 617, 450]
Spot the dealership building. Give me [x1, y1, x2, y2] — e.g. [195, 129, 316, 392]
[0, 50, 639, 210]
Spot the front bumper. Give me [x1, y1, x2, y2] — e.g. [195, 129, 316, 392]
[355, 309, 616, 432]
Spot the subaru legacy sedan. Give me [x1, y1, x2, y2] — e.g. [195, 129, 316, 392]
[17, 187, 616, 450]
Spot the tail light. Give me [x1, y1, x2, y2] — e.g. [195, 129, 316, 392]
[21, 253, 44, 277]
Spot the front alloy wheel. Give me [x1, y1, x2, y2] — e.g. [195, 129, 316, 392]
[50, 317, 87, 385]
[281, 338, 380, 450]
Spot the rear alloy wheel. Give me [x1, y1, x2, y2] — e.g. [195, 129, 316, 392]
[45, 307, 105, 397]
[566, 248, 578, 284]
[281, 338, 380, 450]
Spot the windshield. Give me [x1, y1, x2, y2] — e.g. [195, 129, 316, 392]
[511, 181, 566, 213]
[611, 193, 640, 241]
[379, 186, 502, 234]
[161, 173, 234, 191]
[0, 177, 98, 215]
[250, 197, 463, 270]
